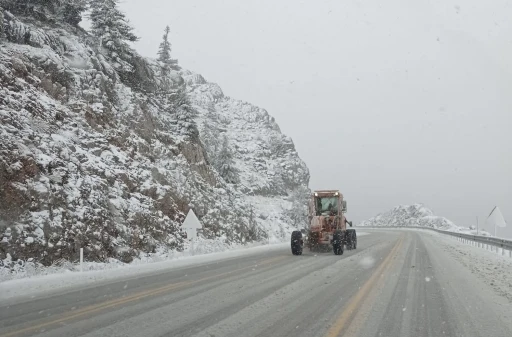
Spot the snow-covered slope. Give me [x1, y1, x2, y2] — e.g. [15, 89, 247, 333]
[183, 71, 310, 237]
[358, 204, 460, 231]
[0, 9, 309, 270]
[185, 71, 309, 197]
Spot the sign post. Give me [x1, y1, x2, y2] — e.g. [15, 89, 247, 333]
[80, 248, 83, 272]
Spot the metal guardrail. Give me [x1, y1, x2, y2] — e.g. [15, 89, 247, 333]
[357, 225, 512, 255]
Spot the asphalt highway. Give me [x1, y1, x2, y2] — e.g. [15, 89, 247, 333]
[1, 230, 511, 337]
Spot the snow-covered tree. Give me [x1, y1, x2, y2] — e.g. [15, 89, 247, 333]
[0, 6, 4, 39]
[0, 0, 86, 25]
[157, 25, 178, 90]
[200, 128, 238, 183]
[58, 0, 86, 25]
[89, 0, 138, 69]
[200, 123, 220, 165]
[174, 85, 199, 140]
[158, 81, 198, 140]
[246, 205, 259, 241]
[153, 25, 196, 139]
[217, 135, 239, 184]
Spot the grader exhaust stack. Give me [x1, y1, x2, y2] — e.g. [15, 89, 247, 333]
[291, 190, 356, 255]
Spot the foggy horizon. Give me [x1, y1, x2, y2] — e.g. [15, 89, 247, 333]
[107, 0, 510, 234]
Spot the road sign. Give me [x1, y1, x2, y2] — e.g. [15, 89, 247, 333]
[183, 209, 202, 240]
[486, 206, 507, 237]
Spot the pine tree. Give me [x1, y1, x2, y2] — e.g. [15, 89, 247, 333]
[0, 0, 86, 25]
[157, 25, 178, 90]
[58, 0, 86, 25]
[154, 26, 196, 139]
[247, 205, 259, 241]
[174, 84, 199, 140]
[89, 0, 138, 69]
[200, 123, 219, 165]
[0, 6, 4, 39]
[217, 135, 239, 184]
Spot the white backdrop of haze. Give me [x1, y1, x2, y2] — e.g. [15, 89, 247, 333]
[83, 0, 512, 235]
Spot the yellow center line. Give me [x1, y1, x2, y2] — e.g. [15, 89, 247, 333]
[325, 234, 405, 337]
[0, 254, 289, 337]
[257, 255, 288, 266]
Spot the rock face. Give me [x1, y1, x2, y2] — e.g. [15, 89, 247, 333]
[0, 10, 310, 267]
[183, 70, 309, 197]
[358, 204, 459, 231]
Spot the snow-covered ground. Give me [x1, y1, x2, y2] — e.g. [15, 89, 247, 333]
[427, 229, 512, 302]
[0, 240, 288, 302]
[0, 237, 277, 283]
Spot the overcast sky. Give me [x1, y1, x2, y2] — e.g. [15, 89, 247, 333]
[112, 0, 511, 234]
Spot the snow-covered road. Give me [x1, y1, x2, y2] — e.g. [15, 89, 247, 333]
[1, 230, 511, 337]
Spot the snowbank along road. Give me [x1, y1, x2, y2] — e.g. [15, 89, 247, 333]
[1, 230, 511, 337]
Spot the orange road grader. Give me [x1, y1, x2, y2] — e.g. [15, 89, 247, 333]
[291, 190, 356, 255]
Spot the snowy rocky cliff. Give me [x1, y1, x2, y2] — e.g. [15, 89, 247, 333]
[358, 204, 460, 231]
[0, 8, 309, 267]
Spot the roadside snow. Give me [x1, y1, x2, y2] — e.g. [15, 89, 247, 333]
[0, 231, 372, 302]
[0, 242, 287, 302]
[426, 231, 512, 302]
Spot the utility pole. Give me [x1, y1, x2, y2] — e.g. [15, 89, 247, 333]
[476, 216, 479, 235]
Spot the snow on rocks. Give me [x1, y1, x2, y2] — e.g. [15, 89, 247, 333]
[0, 11, 309, 276]
[359, 204, 461, 231]
[358, 204, 495, 237]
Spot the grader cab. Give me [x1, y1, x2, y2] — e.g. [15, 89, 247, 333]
[291, 190, 356, 255]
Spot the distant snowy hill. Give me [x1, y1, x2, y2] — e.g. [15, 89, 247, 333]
[0, 7, 309, 268]
[358, 204, 496, 237]
[358, 204, 461, 231]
